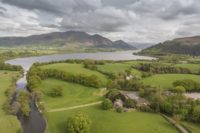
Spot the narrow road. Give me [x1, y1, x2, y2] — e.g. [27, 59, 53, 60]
[48, 101, 102, 112]
[162, 114, 189, 133]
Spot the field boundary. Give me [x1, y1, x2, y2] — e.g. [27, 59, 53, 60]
[161, 114, 189, 133]
[47, 101, 102, 112]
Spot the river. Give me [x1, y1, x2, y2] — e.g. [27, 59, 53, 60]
[5, 50, 155, 133]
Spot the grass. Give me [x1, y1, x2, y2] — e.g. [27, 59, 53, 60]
[46, 105, 179, 133]
[181, 121, 200, 133]
[174, 63, 200, 73]
[40, 79, 106, 109]
[97, 63, 131, 74]
[0, 71, 21, 133]
[142, 74, 200, 89]
[40, 75, 178, 133]
[40, 63, 108, 84]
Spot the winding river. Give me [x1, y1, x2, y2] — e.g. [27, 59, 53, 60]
[5, 50, 155, 133]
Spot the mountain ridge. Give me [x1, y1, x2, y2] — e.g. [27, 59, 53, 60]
[139, 35, 200, 56]
[0, 31, 136, 50]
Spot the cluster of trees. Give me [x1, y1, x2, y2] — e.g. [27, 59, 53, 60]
[27, 66, 103, 92]
[3, 76, 20, 115]
[135, 63, 191, 74]
[105, 89, 137, 109]
[66, 113, 91, 133]
[18, 91, 30, 117]
[107, 72, 144, 91]
[139, 86, 200, 123]
[173, 79, 200, 92]
[0, 62, 22, 71]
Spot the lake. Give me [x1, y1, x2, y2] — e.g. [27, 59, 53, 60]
[6, 50, 155, 71]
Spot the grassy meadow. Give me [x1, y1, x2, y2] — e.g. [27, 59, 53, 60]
[96, 63, 131, 74]
[46, 105, 178, 133]
[142, 74, 200, 89]
[40, 79, 105, 109]
[0, 71, 21, 133]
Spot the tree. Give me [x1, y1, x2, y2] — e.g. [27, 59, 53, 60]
[101, 99, 113, 110]
[66, 113, 91, 133]
[173, 86, 185, 94]
[18, 91, 30, 117]
[192, 105, 200, 122]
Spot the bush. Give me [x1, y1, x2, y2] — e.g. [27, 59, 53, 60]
[50, 86, 63, 97]
[124, 99, 137, 108]
[172, 86, 186, 94]
[173, 79, 200, 92]
[101, 99, 113, 110]
[66, 113, 91, 133]
[116, 107, 123, 113]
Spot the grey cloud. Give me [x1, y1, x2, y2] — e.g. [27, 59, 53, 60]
[1, 0, 200, 42]
[1, 0, 100, 15]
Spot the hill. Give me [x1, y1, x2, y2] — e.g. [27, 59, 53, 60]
[0, 31, 136, 50]
[139, 36, 200, 56]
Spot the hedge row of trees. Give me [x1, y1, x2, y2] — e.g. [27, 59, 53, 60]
[27, 66, 103, 92]
[135, 63, 191, 74]
[0, 62, 22, 71]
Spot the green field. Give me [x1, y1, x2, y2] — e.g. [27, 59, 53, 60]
[0, 71, 21, 133]
[175, 63, 200, 73]
[46, 105, 178, 133]
[40, 63, 108, 84]
[40, 79, 105, 109]
[97, 63, 131, 74]
[142, 74, 200, 89]
[40, 77, 179, 133]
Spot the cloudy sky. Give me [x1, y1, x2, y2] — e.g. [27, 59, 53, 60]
[0, 0, 200, 43]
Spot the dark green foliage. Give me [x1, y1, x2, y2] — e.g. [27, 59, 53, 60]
[66, 113, 91, 133]
[135, 63, 191, 74]
[50, 86, 63, 97]
[0, 62, 22, 71]
[116, 107, 123, 113]
[18, 91, 30, 117]
[171, 86, 186, 94]
[124, 99, 137, 108]
[105, 89, 126, 102]
[173, 79, 200, 92]
[101, 99, 113, 110]
[191, 105, 200, 122]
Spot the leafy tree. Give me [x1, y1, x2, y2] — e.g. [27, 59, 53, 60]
[66, 113, 91, 133]
[172, 86, 185, 94]
[18, 91, 30, 117]
[192, 105, 200, 122]
[101, 99, 113, 110]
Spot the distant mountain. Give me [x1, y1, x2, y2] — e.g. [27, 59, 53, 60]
[0, 31, 136, 50]
[129, 42, 153, 49]
[113, 40, 136, 49]
[139, 36, 200, 56]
